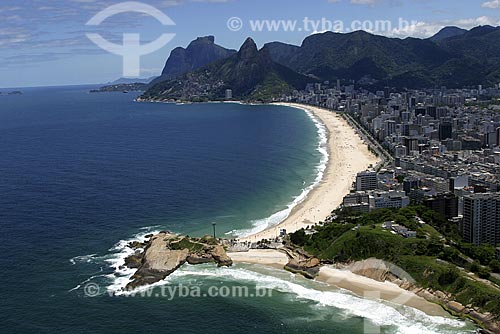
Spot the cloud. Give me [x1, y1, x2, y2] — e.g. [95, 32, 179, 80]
[388, 16, 500, 38]
[0, 6, 21, 13]
[191, 0, 231, 2]
[482, 0, 500, 9]
[327, 0, 382, 6]
[350, 0, 378, 5]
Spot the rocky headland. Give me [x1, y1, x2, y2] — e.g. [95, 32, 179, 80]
[120, 232, 498, 333]
[123, 232, 233, 290]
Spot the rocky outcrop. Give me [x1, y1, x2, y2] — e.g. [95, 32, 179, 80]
[285, 257, 321, 279]
[342, 258, 416, 285]
[124, 233, 233, 290]
[282, 247, 321, 279]
[149, 36, 236, 86]
[185, 245, 232, 266]
[210, 245, 233, 267]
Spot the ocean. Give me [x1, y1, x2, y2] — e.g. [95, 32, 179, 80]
[0, 86, 476, 333]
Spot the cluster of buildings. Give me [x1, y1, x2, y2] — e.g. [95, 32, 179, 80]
[342, 170, 410, 213]
[282, 82, 500, 249]
[382, 221, 417, 238]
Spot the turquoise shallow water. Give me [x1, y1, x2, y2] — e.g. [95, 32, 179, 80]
[0, 86, 476, 333]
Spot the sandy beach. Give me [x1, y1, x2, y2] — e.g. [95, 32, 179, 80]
[232, 105, 450, 318]
[228, 249, 289, 267]
[229, 250, 449, 317]
[241, 103, 379, 242]
[317, 266, 449, 316]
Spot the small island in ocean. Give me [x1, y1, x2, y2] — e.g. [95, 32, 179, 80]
[0, 90, 23, 96]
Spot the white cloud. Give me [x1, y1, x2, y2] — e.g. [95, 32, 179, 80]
[0, 6, 21, 13]
[482, 0, 500, 9]
[351, 0, 377, 4]
[387, 16, 500, 39]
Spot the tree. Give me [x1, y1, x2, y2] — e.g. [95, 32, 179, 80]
[438, 268, 460, 286]
[290, 229, 307, 246]
[442, 247, 460, 262]
[477, 268, 491, 279]
[489, 259, 500, 273]
[472, 245, 496, 265]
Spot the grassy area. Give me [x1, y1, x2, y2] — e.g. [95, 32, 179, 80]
[170, 237, 205, 252]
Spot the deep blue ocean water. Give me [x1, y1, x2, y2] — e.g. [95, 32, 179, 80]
[0, 86, 476, 333]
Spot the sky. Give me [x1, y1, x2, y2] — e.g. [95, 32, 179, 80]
[0, 0, 499, 88]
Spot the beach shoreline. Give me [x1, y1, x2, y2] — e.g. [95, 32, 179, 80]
[231, 104, 452, 318]
[241, 103, 380, 242]
[228, 249, 451, 318]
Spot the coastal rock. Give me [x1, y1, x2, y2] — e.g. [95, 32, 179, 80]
[281, 247, 322, 279]
[128, 241, 146, 249]
[282, 247, 321, 279]
[416, 288, 441, 303]
[285, 257, 321, 279]
[446, 301, 466, 313]
[124, 252, 143, 268]
[211, 245, 233, 267]
[124, 232, 233, 290]
[126, 233, 189, 289]
[344, 258, 409, 284]
[186, 253, 214, 265]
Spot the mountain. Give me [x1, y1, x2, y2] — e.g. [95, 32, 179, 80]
[432, 26, 500, 86]
[144, 26, 500, 100]
[264, 28, 500, 88]
[264, 41, 301, 67]
[149, 36, 236, 86]
[436, 26, 500, 58]
[429, 26, 467, 42]
[264, 30, 452, 87]
[141, 38, 312, 102]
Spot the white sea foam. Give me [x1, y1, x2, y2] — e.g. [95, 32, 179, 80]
[166, 266, 470, 334]
[103, 226, 162, 293]
[68, 227, 163, 294]
[69, 254, 99, 265]
[74, 239, 473, 332]
[232, 105, 329, 237]
[68, 273, 106, 292]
